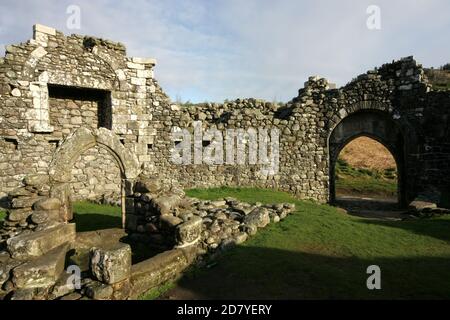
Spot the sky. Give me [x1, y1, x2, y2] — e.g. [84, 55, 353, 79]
[0, 0, 449, 103]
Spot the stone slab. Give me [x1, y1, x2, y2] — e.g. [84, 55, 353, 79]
[12, 243, 69, 289]
[7, 223, 76, 260]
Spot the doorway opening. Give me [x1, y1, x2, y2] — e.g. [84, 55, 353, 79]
[333, 136, 403, 219]
[70, 145, 123, 232]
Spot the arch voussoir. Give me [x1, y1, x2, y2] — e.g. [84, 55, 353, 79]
[49, 127, 140, 183]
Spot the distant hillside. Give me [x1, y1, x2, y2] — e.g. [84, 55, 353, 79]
[336, 136, 397, 197]
[339, 136, 396, 171]
[424, 67, 450, 91]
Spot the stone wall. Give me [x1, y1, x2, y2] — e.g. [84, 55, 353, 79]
[145, 98, 329, 201]
[0, 24, 166, 202]
[0, 24, 450, 301]
[70, 146, 121, 203]
[49, 97, 100, 137]
[144, 62, 449, 205]
[1, 25, 449, 209]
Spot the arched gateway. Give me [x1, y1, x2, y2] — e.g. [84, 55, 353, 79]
[328, 109, 406, 206]
[48, 127, 141, 227]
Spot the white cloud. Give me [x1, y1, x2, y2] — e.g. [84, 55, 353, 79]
[0, 0, 449, 102]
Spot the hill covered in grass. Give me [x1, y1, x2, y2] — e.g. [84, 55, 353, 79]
[336, 137, 397, 197]
[339, 136, 396, 171]
[424, 67, 450, 91]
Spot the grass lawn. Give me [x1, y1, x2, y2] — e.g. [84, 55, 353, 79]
[158, 187, 450, 299]
[0, 210, 5, 228]
[432, 82, 450, 91]
[335, 159, 397, 197]
[72, 201, 121, 232]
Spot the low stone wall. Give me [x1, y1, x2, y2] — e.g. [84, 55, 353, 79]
[129, 247, 196, 299]
[126, 177, 295, 253]
[0, 174, 59, 242]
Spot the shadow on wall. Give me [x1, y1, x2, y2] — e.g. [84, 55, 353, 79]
[440, 190, 450, 209]
[162, 245, 450, 300]
[0, 196, 9, 210]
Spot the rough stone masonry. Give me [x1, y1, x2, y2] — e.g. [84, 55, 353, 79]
[0, 23, 449, 214]
[1, 25, 449, 209]
[0, 24, 449, 300]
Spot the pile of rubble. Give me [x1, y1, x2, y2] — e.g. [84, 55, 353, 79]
[127, 177, 295, 254]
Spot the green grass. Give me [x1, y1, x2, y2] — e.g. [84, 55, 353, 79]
[139, 281, 176, 300]
[186, 186, 296, 203]
[72, 201, 121, 232]
[335, 159, 397, 197]
[0, 209, 5, 229]
[432, 82, 450, 91]
[166, 187, 450, 299]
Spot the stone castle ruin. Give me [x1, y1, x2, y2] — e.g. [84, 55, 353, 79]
[0, 25, 449, 299]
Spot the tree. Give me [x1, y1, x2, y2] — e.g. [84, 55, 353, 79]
[442, 63, 450, 71]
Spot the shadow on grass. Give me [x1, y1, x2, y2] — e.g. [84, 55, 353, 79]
[356, 218, 450, 243]
[160, 187, 450, 299]
[72, 213, 121, 232]
[161, 246, 450, 300]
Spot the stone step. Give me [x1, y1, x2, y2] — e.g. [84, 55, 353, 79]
[7, 223, 76, 260]
[129, 248, 194, 299]
[12, 243, 69, 289]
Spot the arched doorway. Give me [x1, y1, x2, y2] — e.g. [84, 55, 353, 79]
[69, 144, 123, 231]
[333, 136, 400, 216]
[329, 110, 406, 207]
[48, 127, 140, 228]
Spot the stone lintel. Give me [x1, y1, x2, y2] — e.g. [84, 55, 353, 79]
[30, 122, 54, 133]
[33, 24, 56, 37]
[131, 57, 157, 65]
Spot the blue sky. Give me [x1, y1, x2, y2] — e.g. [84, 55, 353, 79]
[0, 0, 449, 102]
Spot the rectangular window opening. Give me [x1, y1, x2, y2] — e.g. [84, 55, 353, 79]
[48, 84, 112, 130]
[202, 140, 211, 147]
[48, 139, 60, 148]
[4, 137, 18, 150]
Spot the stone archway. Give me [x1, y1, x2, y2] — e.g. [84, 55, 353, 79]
[328, 110, 406, 206]
[48, 127, 140, 227]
